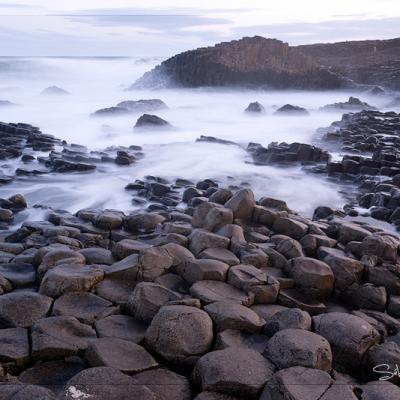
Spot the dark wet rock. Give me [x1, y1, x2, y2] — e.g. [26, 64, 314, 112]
[0, 263, 36, 288]
[92, 106, 132, 116]
[321, 96, 377, 111]
[193, 348, 275, 399]
[340, 283, 387, 311]
[0, 292, 52, 328]
[274, 104, 309, 115]
[250, 141, 330, 166]
[0, 383, 57, 399]
[278, 288, 327, 315]
[134, 114, 171, 129]
[245, 102, 265, 114]
[85, 338, 158, 373]
[145, 305, 213, 364]
[178, 258, 229, 284]
[265, 328, 332, 371]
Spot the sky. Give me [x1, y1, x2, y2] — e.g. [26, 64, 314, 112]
[0, 0, 399, 56]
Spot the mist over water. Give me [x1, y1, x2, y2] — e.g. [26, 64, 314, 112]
[0, 57, 395, 219]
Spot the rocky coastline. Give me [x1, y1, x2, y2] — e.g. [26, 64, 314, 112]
[1, 95, 400, 399]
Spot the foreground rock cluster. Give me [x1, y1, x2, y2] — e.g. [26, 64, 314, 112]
[0, 183, 400, 399]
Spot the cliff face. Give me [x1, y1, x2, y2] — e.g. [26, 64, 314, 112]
[132, 37, 347, 90]
[297, 38, 400, 89]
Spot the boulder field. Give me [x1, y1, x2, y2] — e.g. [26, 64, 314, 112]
[0, 184, 399, 399]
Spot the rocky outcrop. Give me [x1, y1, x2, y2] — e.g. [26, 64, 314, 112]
[132, 36, 347, 90]
[298, 37, 400, 90]
[320, 96, 377, 112]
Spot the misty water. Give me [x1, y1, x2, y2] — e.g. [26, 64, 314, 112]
[0, 57, 396, 222]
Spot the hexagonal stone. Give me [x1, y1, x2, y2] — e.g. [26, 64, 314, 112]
[85, 338, 158, 374]
[52, 292, 114, 324]
[204, 301, 265, 333]
[357, 381, 400, 400]
[260, 366, 332, 400]
[228, 264, 279, 304]
[0, 292, 52, 328]
[265, 328, 332, 371]
[264, 308, 311, 337]
[31, 316, 97, 360]
[0, 327, 29, 368]
[145, 305, 213, 364]
[179, 259, 229, 284]
[278, 288, 327, 315]
[283, 257, 334, 299]
[39, 264, 104, 298]
[199, 247, 240, 266]
[313, 312, 380, 370]
[189, 229, 230, 256]
[79, 247, 115, 265]
[137, 246, 174, 281]
[126, 282, 182, 323]
[193, 348, 274, 399]
[94, 314, 147, 343]
[272, 217, 308, 240]
[134, 368, 191, 400]
[190, 281, 254, 306]
[62, 366, 157, 400]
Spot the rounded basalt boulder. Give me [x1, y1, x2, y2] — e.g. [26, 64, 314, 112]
[263, 307, 312, 337]
[193, 348, 275, 399]
[264, 328, 332, 371]
[313, 312, 380, 370]
[144, 305, 213, 364]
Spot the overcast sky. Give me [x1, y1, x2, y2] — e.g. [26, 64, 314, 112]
[1, 0, 400, 56]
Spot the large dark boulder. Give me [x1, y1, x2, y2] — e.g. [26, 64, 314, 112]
[134, 114, 171, 129]
[132, 36, 347, 90]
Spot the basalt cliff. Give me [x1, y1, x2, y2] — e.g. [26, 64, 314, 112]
[132, 37, 348, 90]
[132, 36, 400, 90]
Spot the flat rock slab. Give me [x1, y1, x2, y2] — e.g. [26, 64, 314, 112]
[39, 264, 104, 297]
[0, 327, 29, 367]
[193, 348, 275, 399]
[62, 366, 157, 400]
[85, 338, 158, 374]
[31, 316, 97, 361]
[94, 314, 147, 343]
[52, 292, 114, 324]
[0, 292, 52, 328]
[0, 263, 36, 287]
[190, 280, 254, 306]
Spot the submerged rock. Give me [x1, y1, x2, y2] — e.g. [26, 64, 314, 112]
[244, 101, 265, 114]
[321, 96, 377, 111]
[274, 104, 309, 115]
[41, 86, 70, 96]
[134, 114, 171, 129]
